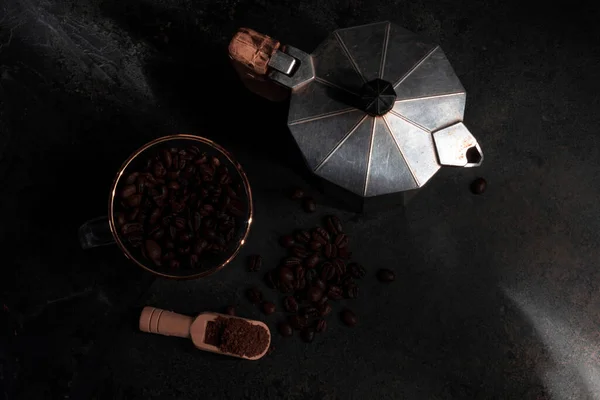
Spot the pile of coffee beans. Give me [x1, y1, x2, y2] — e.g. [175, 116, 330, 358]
[113, 144, 247, 270]
[256, 212, 370, 343]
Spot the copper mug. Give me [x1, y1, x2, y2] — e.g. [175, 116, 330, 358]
[78, 134, 253, 279]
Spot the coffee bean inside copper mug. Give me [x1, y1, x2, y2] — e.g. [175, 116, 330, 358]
[114, 144, 247, 272]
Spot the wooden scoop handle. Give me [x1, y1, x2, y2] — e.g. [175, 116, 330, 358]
[139, 306, 193, 339]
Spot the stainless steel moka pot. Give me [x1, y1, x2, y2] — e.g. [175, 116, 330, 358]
[229, 22, 483, 210]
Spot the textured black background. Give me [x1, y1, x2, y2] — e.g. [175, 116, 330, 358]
[1, 0, 600, 398]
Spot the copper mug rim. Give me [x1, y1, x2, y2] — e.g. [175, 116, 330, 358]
[107, 134, 253, 280]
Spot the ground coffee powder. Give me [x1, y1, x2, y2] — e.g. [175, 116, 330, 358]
[205, 317, 269, 357]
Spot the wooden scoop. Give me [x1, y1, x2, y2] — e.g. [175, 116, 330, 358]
[139, 306, 271, 360]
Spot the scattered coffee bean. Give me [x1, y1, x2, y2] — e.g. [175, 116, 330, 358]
[324, 243, 337, 259]
[278, 321, 293, 337]
[247, 254, 262, 272]
[295, 230, 311, 244]
[225, 305, 236, 316]
[279, 266, 295, 283]
[321, 263, 336, 281]
[288, 315, 308, 330]
[144, 240, 162, 264]
[264, 271, 276, 289]
[279, 235, 295, 248]
[348, 263, 366, 279]
[327, 285, 343, 300]
[282, 257, 302, 267]
[377, 268, 396, 282]
[300, 307, 319, 319]
[313, 279, 327, 291]
[315, 319, 327, 333]
[341, 309, 357, 327]
[470, 177, 487, 195]
[334, 233, 349, 248]
[305, 268, 318, 283]
[300, 327, 315, 343]
[304, 253, 320, 269]
[319, 302, 332, 317]
[246, 287, 263, 304]
[283, 296, 299, 313]
[346, 284, 359, 299]
[307, 286, 324, 303]
[261, 302, 276, 315]
[309, 241, 323, 251]
[302, 197, 316, 213]
[291, 245, 310, 259]
[324, 215, 343, 235]
[289, 187, 304, 200]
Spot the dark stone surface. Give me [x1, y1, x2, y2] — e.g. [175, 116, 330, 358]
[1, 0, 600, 398]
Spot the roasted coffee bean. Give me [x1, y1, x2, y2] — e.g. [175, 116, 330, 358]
[128, 234, 143, 248]
[168, 226, 177, 240]
[319, 302, 332, 317]
[153, 161, 166, 178]
[167, 181, 180, 191]
[264, 271, 277, 289]
[305, 268, 318, 283]
[174, 216, 187, 230]
[120, 184, 137, 199]
[279, 266, 294, 283]
[246, 287, 263, 304]
[189, 254, 199, 268]
[247, 254, 262, 272]
[294, 265, 306, 282]
[115, 212, 126, 227]
[348, 263, 366, 279]
[315, 319, 327, 333]
[148, 208, 162, 225]
[125, 172, 139, 185]
[166, 171, 180, 181]
[332, 258, 346, 276]
[313, 279, 327, 291]
[122, 223, 143, 235]
[309, 241, 322, 251]
[291, 245, 310, 259]
[341, 309, 357, 327]
[345, 284, 359, 299]
[163, 252, 176, 262]
[225, 305, 236, 316]
[300, 307, 320, 319]
[161, 149, 172, 169]
[283, 296, 299, 313]
[334, 233, 349, 248]
[282, 257, 302, 267]
[314, 227, 330, 242]
[289, 187, 304, 200]
[279, 235, 295, 248]
[295, 230, 311, 244]
[307, 286, 324, 303]
[321, 262, 336, 281]
[169, 259, 180, 269]
[311, 231, 327, 246]
[325, 215, 343, 235]
[377, 268, 396, 282]
[278, 280, 294, 294]
[151, 228, 165, 241]
[304, 253, 320, 269]
[300, 327, 315, 343]
[126, 194, 142, 208]
[165, 241, 175, 250]
[202, 228, 216, 241]
[324, 243, 337, 259]
[144, 240, 162, 263]
[177, 245, 191, 255]
[288, 315, 308, 330]
[261, 301, 276, 315]
[302, 197, 316, 213]
[338, 247, 351, 260]
[178, 232, 192, 243]
[470, 177, 487, 195]
[296, 277, 307, 291]
[327, 285, 343, 300]
[278, 322, 293, 337]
